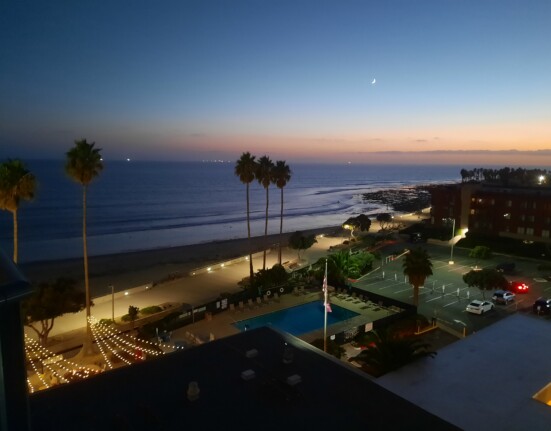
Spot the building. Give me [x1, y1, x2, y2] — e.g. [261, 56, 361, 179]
[378, 314, 551, 430]
[430, 183, 551, 243]
[28, 326, 460, 431]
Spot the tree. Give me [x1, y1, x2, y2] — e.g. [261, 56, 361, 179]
[21, 278, 86, 346]
[0, 159, 37, 263]
[342, 214, 371, 239]
[272, 160, 291, 265]
[255, 155, 274, 270]
[253, 264, 289, 293]
[65, 139, 103, 352]
[463, 268, 508, 299]
[402, 247, 433, 307]
[352, 329, 436, 377]
[469, 245, 492, 261]
[313, 250, 375, 288]
[376, 213, 393, 231]
[342, 217, 360, 239]
[288, 231, 317, 260]
[235, 152, 258, 282]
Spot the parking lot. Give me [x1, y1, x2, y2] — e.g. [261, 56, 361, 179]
[353, 241, 551, 335]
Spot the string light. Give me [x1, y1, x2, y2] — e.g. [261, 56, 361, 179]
[24, 314, 189, 393]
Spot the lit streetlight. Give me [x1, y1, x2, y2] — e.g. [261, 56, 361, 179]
[448, 218, 456, 264]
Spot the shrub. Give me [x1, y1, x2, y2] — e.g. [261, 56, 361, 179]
[98, 318, 114, 326]
[140, 306, 163, 315]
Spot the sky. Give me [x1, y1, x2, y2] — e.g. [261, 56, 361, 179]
[1, 0, 551, 165]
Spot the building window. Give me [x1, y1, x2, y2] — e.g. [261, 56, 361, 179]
[470, 209, 475, 215]
[507, 200, 512, 207]
[527, 227, 534, 236]
[521, 201, 527, 209]
[474, 221, 479, 228]
[533, 202, 537, 209]
[504, 213, 511, 220]
[520, 214, 526, 222]
[542, 230, 550, 238]
[528, 215, 535, 223]
[505, 225, 510, 232]
[517, 227, 525, 235]
[491, 199, 495, 205]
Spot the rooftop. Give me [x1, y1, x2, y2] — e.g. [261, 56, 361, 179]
[378, 313, 551, 430]
[29, 326, 459, 431]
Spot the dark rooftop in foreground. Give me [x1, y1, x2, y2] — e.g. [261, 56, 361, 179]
[29, 327, 459, 431]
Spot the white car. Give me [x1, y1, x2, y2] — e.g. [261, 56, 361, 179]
[466, 300, 494, 315]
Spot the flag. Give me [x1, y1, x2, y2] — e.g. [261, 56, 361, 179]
[322, 264, 328, 294]
[323, 259, 332, 312]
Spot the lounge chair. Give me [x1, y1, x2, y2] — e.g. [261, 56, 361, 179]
[238, 301, 245, 312]
[247, 298, 256, 309]
[273, 293, 280, 303]
[256, 297, 264, 307]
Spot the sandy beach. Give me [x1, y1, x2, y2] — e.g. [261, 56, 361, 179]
[20, 225, 346, 296]
[19, 185, 431, 297]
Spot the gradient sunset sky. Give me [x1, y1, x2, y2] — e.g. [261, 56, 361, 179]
[1, 0, 550, 165]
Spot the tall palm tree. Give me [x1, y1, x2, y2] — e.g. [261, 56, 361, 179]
[235, 152, 257, 282]
[65, 139, 103, 350]
[402, 247, 433, 307]
[255, 155, 274, 270]
[272, 160, 291, 264]
[0, 159, 37, 263]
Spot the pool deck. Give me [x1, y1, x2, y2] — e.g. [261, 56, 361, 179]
[171, 289, 401, 345]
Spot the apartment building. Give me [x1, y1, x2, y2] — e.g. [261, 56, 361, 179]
[430, 183, 551, 243]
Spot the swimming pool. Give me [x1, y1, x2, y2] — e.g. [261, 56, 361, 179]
[233, 301, 360, 336]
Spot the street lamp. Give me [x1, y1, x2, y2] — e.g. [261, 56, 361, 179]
[109, 284, 114, 322]
[448, 218, 456, 265]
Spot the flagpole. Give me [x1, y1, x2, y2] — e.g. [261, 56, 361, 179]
[323, 259, 328, 353]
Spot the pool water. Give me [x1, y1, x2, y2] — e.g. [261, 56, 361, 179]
[233, 301, 360, 336]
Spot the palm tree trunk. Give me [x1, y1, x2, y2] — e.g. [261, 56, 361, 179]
[263, 187, 269, 270]
[246, 183, 254, 281]
[82, 185, 93, 354]
[12, 209, 18, 263]
[278, 187, 284, 264]
[413, 285, 419, 307]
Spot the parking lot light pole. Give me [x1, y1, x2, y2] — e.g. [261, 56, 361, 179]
[449, 218, 455, 265]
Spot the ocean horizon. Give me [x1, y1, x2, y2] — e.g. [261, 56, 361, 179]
[0, 160, 465, 263]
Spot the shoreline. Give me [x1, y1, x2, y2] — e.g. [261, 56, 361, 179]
[19, 184, 435, 294]
[20, 225, 345, 295]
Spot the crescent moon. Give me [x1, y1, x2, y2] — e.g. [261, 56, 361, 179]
[371, 78, 376, 84]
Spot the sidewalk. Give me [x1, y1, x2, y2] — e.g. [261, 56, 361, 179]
[34, 234, 347, 352]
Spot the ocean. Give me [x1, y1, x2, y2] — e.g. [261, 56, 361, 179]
[0, 160, 462, 263]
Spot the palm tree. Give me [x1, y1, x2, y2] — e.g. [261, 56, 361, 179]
[272, 160, 291, 264]
[65, 139, 103, 351]
[235, 152, 257, 282]
[353, 329, 436, 377]
[255, 155, 274, 270]
[402, 247, 433, 307]
[0, 159, 37, 263]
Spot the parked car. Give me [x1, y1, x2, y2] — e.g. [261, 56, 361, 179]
[509, 281, 529, 294]
[492, 290, 515, 304]
[466, 300, 494, 315]
[496, 262, 516, 274]
[533, 298, 551, 314]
